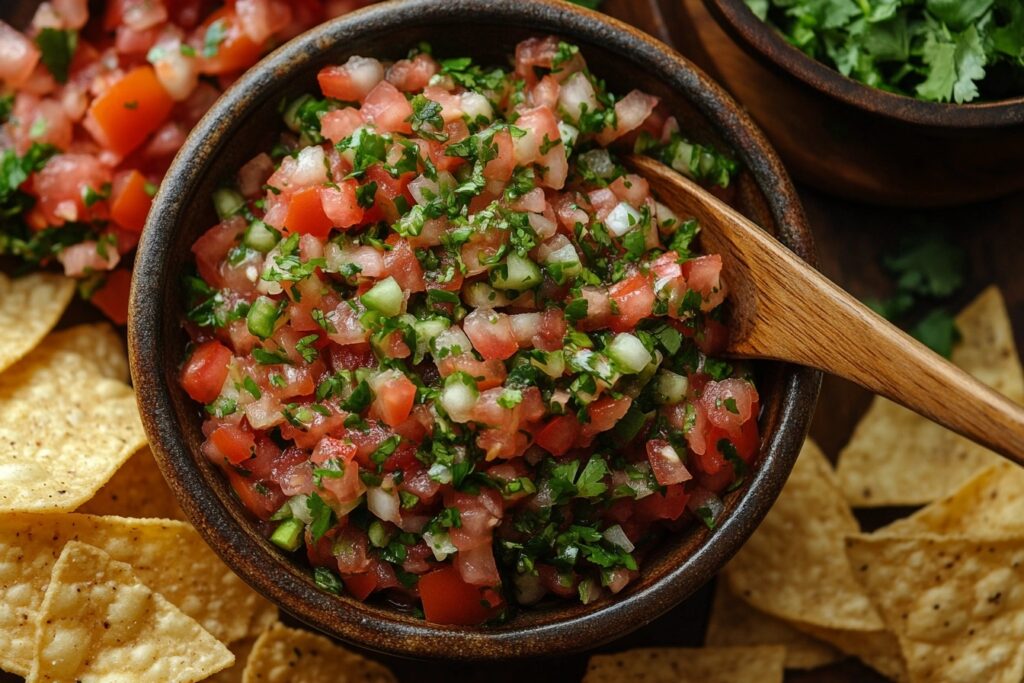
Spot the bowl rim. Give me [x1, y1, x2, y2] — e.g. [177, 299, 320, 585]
[129, 0, 821, 660]
[704, 0, 1024, 128]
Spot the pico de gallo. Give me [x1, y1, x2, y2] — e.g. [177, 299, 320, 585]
[0, 0, 372, 324]
[179, 36, 758, 624]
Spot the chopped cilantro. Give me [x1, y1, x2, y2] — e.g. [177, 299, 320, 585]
[35, 28, 78, 84]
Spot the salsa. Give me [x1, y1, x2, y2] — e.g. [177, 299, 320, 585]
[0, 0, 372, 323]
[179, 37, 759, 624]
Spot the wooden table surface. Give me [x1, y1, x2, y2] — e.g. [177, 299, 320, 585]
[3, 1, 1022, 681]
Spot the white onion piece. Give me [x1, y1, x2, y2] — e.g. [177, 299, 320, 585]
[605, 201, 642, 237]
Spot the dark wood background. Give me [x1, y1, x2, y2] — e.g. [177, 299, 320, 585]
[2, 1, 1022, 681]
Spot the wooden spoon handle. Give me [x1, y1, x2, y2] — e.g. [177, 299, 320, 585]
[630, 154, 1024, 464]
[737, 244, 1024, 465]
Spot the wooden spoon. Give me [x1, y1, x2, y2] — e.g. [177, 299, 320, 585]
[627, 154, 1024, 463]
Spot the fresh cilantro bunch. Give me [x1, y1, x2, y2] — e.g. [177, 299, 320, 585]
[746, 0, 1024, 103]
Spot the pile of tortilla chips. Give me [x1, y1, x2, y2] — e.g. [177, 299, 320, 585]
[0, 279, 395, 683]
[688, 286, 1024, 681]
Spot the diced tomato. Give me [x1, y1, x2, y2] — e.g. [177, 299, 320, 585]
[646, 439, 692, 486]
[435, 353, 507, 390]
[382, 237, 426, 293]
[483, 130, 514, 181]
[109, 170, 153, 232]
[320, 107, 366, 144]
[210, 424, 256, 464]
[317, 56, 384, 102]
[635, 483, 689, 522]
[582, 396, 632, 438]
[534, 414, 580, 456]
[320, 180, 364, 229]
[463, 309, 518, 361]
[32, 153, 112, 226]
[681, 254, 727, 312]
[84, 66, 174, 157]
[360, 81, 413, 134]
[385, 53, 439, 92]
[369, 370, 417, 428]
[364, 164, 414, 224]
[0, 21, 41, 87]
[607, 272, 655, 333]
[701, 378, 758, 436]
[195, 8, 263, 75]
[90, 268, 133, 325]
[226, 470, 283, 520]
[180, 340, 232, 404]
[284, 186, 334, 239]
[419, 566, 502, 625]
[343, 571, 378, 601]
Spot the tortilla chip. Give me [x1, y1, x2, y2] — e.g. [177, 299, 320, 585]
[27, 541, 233, 683]
[77, 447, 185, 520]
[846, 533, 1024, 683]
[0, 329, 147, 512]
[206, 637, 260, 683]
[45, 322, 130, 383]
[582, 646, 786, 683]
[837, 287, 1023, 506]
[0, 513, 276, 675]
[882, 462, 1024, 536]
[724, 439, 907, 679]
[242, 622, 396, 683]
[726, 439, 882, 630]
[704, 580, 842, 669]
[0, 271, 75, 375]
[796, 624, 907, 682]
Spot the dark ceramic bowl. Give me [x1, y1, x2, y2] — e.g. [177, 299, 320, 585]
[129, 0, 820, 660]
[663, 0, 1024, 206]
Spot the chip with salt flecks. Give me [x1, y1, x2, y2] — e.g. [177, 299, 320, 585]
[0, 328, 147, 512]
[77, 447, 185, 520]
[846, 533, 1024, 683]
[206, 636, 260, 683]
[726, 439, 882, 630]
[704, 580, 842, 669]
[241, 622, 396, 683]
[724, 439, 905, 680]
[0, 271, 75, 375]
[881, 462, 1024, 537]
[582, 645, 786, 683]
[27, 541, 233, 683]
[836, 287, 1023, 506]
[0, 513, 276, 676]
[45, 322, 130, 383]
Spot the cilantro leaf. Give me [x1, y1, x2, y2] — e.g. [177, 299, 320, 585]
[35, 29, 78, 84]
[882, 234, 965, 299]
[911, 308, 961, 358]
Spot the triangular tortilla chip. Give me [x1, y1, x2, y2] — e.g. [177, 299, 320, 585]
[836, 287, 1023, 506]
[846, 533, 1024, 683]
[704, 580, 841, 669]
[27, 541, 233, 683]
[881, 462, 1024, 536]
[725, 439, 905, 679]
[206, 637, 260, 683]
[45, 322, 130, 383]
[0, 513, 276, 676]
[0, 271, 75, 374]
[241, 622, 396, 683]
[0, 328, 147, 512]
[77, 447, 185, 520]
[582, 646, 786, 683]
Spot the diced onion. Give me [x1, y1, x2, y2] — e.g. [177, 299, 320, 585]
[602, 524, 635, 552]
[605, 201, 642, 237]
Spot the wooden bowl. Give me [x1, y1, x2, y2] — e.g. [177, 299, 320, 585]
[663, 0, 1024, 207]
[129, 0, 820, 660]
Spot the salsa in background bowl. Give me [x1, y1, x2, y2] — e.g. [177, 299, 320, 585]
[131, 0, 820, 659]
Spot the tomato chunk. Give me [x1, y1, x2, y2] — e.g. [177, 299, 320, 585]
[534, 415, 580, 456]
[84, 66, 174, 157]
[210, 425, 256, 464]
[90, 268, 133, 325]
[180, 340, 232, 404]
[284, 186, 334, 239]
[419, 566, 502, 625]
[110, 170, 153, 233]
